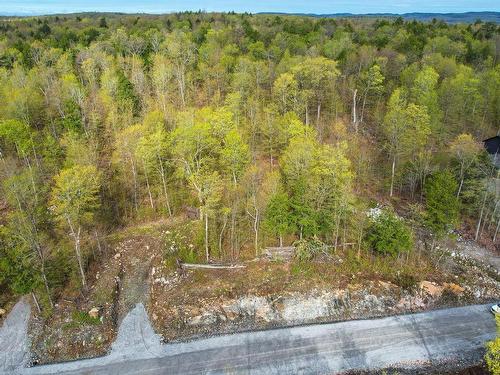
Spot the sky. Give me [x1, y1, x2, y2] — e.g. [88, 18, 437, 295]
[0, 0, 499, 16]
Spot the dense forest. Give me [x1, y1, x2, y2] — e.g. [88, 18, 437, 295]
[0, 12, 499, 311]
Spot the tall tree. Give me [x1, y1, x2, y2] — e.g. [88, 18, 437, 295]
[264, 191, 295, 247]
[424, 171, 459, 240]
[163, 31, 195, 107]
[449, 133, 483, 198]
[50, 165, 101, 288]
[383, 89, 430, 197]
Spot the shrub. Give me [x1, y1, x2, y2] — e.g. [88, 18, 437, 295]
[365, 209, 413, 256]
[293, 237, 327, 261]
[486, 315, 500, 375]
[393, 272, 418, 291]
[424, 171, 459, 238]
[162, 226, 199, 265]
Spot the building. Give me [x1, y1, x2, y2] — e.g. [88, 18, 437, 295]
[484, 135, 500, 168]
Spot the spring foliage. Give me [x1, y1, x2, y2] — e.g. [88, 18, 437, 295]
[365, 209, 414, 256]
[0, 13, 498, 306]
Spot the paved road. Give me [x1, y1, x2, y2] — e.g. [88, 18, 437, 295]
[18, 304, 496, 375]
[0, 298, 31, 373]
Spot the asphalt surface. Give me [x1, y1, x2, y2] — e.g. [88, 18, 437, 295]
[13, 303, 496, 375]
[0, 298, 31, 373]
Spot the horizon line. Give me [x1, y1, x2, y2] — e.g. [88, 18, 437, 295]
[1, 10, 499, 17]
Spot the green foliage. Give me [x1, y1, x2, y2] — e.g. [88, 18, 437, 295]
[424, 171, 459, 237]
[410, 66, 442, 132]
[71, 310, 101, 326]
[50, 165, 102, 227]
[366, 209, 414, 256]
[59, 100, 83, 133]
[162, 226, 199, 264]
[294, 237, 328, 262]
[0, 12, 498, 306]
[290, 261, 314, 278]
[281, 135, 353, 239]
[383, 89, 431, 156]
[0, 230, 37, 295]
[486, 315, 500, 375]
[393, 272, 418, 291]
[116, 69, 140, 115]
[0, 119, 34, 157]
[263, 192, 295, 245]
[99, 17, 108, 28]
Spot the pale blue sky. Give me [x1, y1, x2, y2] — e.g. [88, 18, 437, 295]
[1, 0, 499, 16]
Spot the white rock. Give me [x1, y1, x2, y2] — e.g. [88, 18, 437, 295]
[88, 307, 99, 319]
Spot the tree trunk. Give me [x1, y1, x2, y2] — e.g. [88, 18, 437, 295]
[352, 89, 358, 132]
[131, 159, 138, 214]
[475, 190, 488, 241]
[357, 227, 363, 259]
[24, 156, 39, 203]
[421, 173, 427, 201]
[390, 155, 396, 197]
[31, 292, 41, 314]
[143, 160, 154, 210]
[230, 204, 237, 260]
[360, 89, 368, 124]
[457, 175, 464, 198]
[177, 67, 186, 107]
[334, 212, 340, 252]
[487, 200, 498, 231]
[247, 196, 260, 257]
[253, 211, 259, 257]
[342, 220, 347, 251]
[95, 229, 105, 256]
[218, 213, 228, 258]
[279, 235, 283, 248]
[493, 216, 499, 242]
[35, 243, 53, 308]
[204, 211, 209, 262]
[158, 156, 172, 216]
[68, 219, 86, 288]
[316, 101, 321, 133]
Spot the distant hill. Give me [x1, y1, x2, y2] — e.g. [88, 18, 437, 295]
[0, 11, 498, 23]
[261, 11, 500, 23]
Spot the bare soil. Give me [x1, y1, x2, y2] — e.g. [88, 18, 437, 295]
[26, 216, 500, 365]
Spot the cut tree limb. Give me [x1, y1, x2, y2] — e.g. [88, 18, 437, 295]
[180, 263, 246, 270]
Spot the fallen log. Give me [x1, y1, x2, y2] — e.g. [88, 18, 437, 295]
[180, 263, 246, 270]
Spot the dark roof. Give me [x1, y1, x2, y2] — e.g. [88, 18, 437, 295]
[484, 136, 500, 155]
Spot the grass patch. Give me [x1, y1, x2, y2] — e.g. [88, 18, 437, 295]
[393, 272, 418, 291]
[71, 310, 101, 326]
[291, 261, 314, 278]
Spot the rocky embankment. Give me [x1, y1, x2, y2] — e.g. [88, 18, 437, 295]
[156, 277, 499, 342]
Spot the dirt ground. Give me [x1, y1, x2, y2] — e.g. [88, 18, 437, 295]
[29, 219, 168, 364]
[25, 216, 500, 365]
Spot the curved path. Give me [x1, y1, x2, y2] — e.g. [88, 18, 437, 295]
[3, 303, 495, 375]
